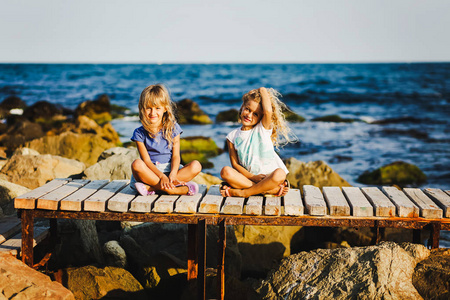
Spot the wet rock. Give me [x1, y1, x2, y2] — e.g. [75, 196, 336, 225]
[22, 100, 63, 122]
[0, 252, 74, 299]
[283, 107, 305, 122]
[75, 94, 112, 125]
[284, 158, 351, 191]
[62, 265, 145, 300]
[312, 114, 356, 123]
[329, 155, 353, 163]
[371, 116, 424, 124]
[382, 128, 429, 139]
[216, 108, 239, 123]
[83, 147, 139, 180]
[0, 95, 27, 110]
[0, 119, 44, 151]
[358, 161, 427, 187]
[257, 242, 430, 300]
[176, 99, 213, 124]
[180, 136, 223, 168]
[0, 153, 85, 189]
[103, 240, 127, 268]
[0, 179, 30, 216]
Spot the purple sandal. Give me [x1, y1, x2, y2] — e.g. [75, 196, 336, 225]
[135, 182, 155, 196]
[185, 182, 199, 196]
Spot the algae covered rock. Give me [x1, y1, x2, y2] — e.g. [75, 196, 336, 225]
[216, 109, 239, 123]
[180, 136, 223, 168]
[176, 99, 213, 124]
[312, 114, 356, 123]
[358, 161, 426, 186]
[283, 107, 305, 122]
[75, 94, 112, 125]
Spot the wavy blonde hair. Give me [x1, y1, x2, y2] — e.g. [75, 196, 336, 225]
[139, 84, 177, 148]
[240, 88, 295, 148]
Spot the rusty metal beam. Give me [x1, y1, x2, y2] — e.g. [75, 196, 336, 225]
[187, 224, 198, 281]
[217, 219, 226, 300]
[197, 219, 206, 300]
[21, 209, 34, 266]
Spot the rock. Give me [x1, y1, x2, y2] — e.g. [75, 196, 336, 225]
[284, 158, 351, 191]
[103, 240, 127, 268]
[0, 119, 44, 151]
[83, 147, 139, 180]
[110, 103, 130, 119]
[75, 94, 112, 125]
[0, 95, 27, 110]
[257, 241, 430, 299]
[192, 172, 222, 189]
[283, 107, 305, 122]
[358, 161, 427, 187]
[413, 249, 450, 299]
[216, 108, 239, 123]
[234, 225, 301, 277]
[176, 99, 213, 124]
[0, 252, 74, 299]
[371, 116, 424, 125]
[312, 114, 356, 123]
[22, 100, 63, 122]
[0, 154, 85, 189]
[62, 265, 145, 300]
[12, 147, 40, 156]
[25, 131, 118, 167]
[180, 136, 223, 168]
[0, 179, 30, 216]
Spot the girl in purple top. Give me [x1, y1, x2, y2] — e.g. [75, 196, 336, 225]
[131, 84, 201, 196]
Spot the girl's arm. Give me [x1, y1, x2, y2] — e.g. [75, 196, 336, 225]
[136, 141, 166, 180]
[228, 140, 266, 183]
[260, 87, 273, 130]
[169, 135, 182, 185]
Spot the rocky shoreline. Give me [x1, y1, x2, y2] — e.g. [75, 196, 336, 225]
[0, 95, 448, 299]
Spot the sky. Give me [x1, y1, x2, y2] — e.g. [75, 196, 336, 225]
[1, 0, 449, 63]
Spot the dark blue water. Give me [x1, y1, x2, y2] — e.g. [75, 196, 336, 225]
[1, 63, 449, 190]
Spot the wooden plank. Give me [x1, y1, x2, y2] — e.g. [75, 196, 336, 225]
[199, 185, 224, 214]
[221, 196, 245, 215]
[382, 186, 419, 218]
[342, 187, 374, 217]
[14, 178, 72, 209]
[153, 195, 180, 213]
[84, 180, 128, 212]
[361, 187, 396, 217]
[175, 185, 208, 214]
[37, 180, 90, 211]
[403, 188, 443, 219]
[323, 186, 350, 216]
[283, 189, 304, 216]
[107, 185, 137, 212]
[59, 180, 109, 211]
[0, 216, 21, 244]
[245, 196, 263, 215]
[424, 188, 450, 218]
[265, 196, 281, 216]
[0, 226, 49, 256]
[130, 194, 159, 213]
[303, 185, 327, 216]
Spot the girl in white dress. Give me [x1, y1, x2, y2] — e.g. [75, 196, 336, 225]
[220, 87, 294, 198]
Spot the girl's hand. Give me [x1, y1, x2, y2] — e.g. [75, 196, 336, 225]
[160, 174, 174, 190]
[169, 172, 183, 186]
[251, 174, 266, 183]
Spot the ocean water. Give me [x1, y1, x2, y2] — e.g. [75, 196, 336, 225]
[0, 63, 449, 190]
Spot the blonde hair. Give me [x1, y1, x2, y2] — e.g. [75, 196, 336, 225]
[240, 88, 294, 148]
[138, 84, 177, 148]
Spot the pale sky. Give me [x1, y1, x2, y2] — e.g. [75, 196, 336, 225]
[1, 0, 449, 63]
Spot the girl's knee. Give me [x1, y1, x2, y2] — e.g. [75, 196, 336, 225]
[131, 159, 145, 172]
[189, 160, 202, 174]
[220, 166, 233, 179]
[272, 168, 287, 183]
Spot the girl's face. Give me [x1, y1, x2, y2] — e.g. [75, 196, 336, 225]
[145, 103, 166, 126]
[240, 100, 263, 129]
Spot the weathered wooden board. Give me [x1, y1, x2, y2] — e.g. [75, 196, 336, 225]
[59, 180, 109, 211]
[403, 188, 443, 219]
[38, 180, 90, 211]
[245, 196, 263, 215]
[130, 194, 159, 213]
[14, 178, 72, 209]
[361, 187, 396, 217]
[423, 188, 450, 218]
[107, 185, 137, 212]
[221, 196, 245, 215]
[382, 186, 419, 218]
[303, 185, 327, 215]
[283, 189, 304, 216]
[199, 185, 224, 214]
[175, 185, 208, 213]
[0, 226, 49, 255]
[265, 196, 281, 216]
[0, 216, 21, 244]
[342, 187, 374, 217]
[323, 186, 350, 216]
[84, 180, 128, 212]
[153, 195, 180, 213]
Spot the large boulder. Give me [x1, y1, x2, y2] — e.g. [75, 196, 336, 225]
[0, 252, 74, 299]
[0, 119, 44, 151]
[75, 94, 112, 125]
[62, 265, 145, 300]
[22, 100, 64, 122]
[0, 179, 30, 216]
[257, 241, 430, 299]
[216, 109, 239, 123]
[83, 147, 139, 180]
[192, 172, 222, 189]
[0, 153, 85, 189]
[176, 99, 213, 124]
[284, 158, 351, 191]
[0, 95, 27, 110]
[358, 161, 427, 187]
[180, 136, 223, 168]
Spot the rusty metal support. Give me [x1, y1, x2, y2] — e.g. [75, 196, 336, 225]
[217, 219, 226, 300]
[197, 219, 206, 300]
[429, 222, 441, 249]
[187, 224, 198, 281]
[21, 209, 34, 266]
[413, 229, 421, 244]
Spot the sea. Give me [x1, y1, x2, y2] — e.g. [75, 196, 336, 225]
[1, 63, 449, 246]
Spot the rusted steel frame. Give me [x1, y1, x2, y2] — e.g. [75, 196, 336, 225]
[197, 219, 207, 300]
[20, 209, 34, 266]
[217, 219, 226, 300]
[428, 222, 441, 249]
[187, 224, 198, 281]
